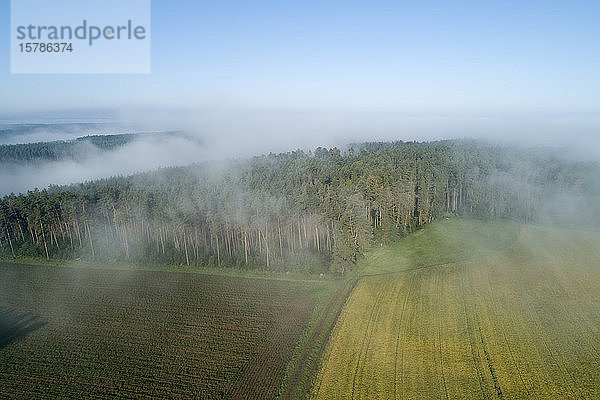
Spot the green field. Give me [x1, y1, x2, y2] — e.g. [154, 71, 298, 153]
[314, 220, 600, 399]
[355, 218, 521, 276]
[3, 219, 600, 399]
[0, 265, 343, 399]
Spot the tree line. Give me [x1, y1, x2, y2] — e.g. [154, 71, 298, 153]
[1, 140, 597, 274]
[0, 132, 183, 164]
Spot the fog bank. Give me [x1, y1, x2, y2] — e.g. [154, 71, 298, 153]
[1, 107, 599, 195]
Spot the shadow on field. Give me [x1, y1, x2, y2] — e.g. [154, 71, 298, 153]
[0, 307, 46, 350]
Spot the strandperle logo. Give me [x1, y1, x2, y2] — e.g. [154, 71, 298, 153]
[15, 20, 147, 46]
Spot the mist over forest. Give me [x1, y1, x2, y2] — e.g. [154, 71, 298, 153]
[0, 124, 209, 195]
[2, 108, 600, 198]
[3, 0, 600, 396]
[2, 134, 598, 275]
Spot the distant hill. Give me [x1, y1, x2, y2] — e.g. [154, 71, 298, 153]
[0, 131, 188, 164]
[0, 123, 121, 144]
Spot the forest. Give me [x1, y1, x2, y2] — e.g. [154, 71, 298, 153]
[0, 132, 183, 164]
[0, 139, 598, 274]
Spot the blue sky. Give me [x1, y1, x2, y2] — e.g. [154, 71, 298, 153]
[1, 0, 599, 117]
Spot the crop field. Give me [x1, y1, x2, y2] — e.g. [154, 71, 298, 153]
[314, 222, 600, 399]
[0, 264, 340, 399]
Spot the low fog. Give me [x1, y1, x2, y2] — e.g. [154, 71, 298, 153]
[0, 134, 208, 195]
[117, 108, 600, 159]
[0, 122, 128, 145]
[1, 107, 599, 196]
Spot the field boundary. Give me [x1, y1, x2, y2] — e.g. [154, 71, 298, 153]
[280, 278, 357, 400]
[0, 260, 332, 284]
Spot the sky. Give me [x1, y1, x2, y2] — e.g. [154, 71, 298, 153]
[0, 0, 599, 142]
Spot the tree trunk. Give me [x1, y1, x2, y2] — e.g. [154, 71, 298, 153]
[297, 219, 302, 248]
[40, 222, 49, 260]
[86, 222, 95, 259]
[5, 227, 15, 258]
[216, 234, 221, 267]
[244, 231, 248, 265]
[184, 232, 190, 266]
[265, 222, 270, 269]
[278, 220, 283, 258]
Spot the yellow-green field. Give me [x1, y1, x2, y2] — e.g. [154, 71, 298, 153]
[314, 221, 600, 399]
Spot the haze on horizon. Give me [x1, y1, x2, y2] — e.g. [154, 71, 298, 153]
[1, 2, 598, 122]
[0, 1, 599, 194]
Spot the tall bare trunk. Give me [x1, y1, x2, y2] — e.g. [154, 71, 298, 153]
[216, 234, 221, 267]
[51, 227, 60, 250]
[184, 232, 190, 266]
[67, 223, 74, 250]
[86, 221, 95, 259]
[278, 221, 283, 258]
[265, 222, 269, 269]
[5, 227, 15, 258]
[258, 230, 262, 253]
[40, 222, 49, 260]
[243, 231, 248, 265]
